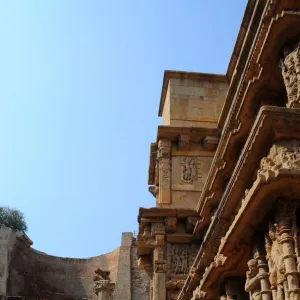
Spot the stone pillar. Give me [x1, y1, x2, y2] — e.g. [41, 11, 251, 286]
[157, 139, 171, 205]
[276, 198, 300, 300]
[152, 222, 166, 300]
[94, 280, 115, 300]
[153, 256, 166, 300]
[114, 232, 133, 300]
[253, 245, 272, 300]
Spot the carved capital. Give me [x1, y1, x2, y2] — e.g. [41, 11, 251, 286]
[151, 223, 165, 236]
[157, 139, 171, 159]
[93, 280, 115, 295]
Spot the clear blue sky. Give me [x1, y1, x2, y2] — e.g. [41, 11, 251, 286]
[0, 1, 247, 258]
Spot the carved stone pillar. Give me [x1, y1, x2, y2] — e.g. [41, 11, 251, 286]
[152, 222, 166, 300]
[276, 198, 300, 300]
[153, 254, 167, 300]
[157, 139, 171, 205]
[94, 280, 115, 300]
[253, 244, 272, 300]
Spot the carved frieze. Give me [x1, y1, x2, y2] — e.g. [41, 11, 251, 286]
[257, 140, 300, 181]
[171, 245, 190, 275]
[280, 40, 300, 108]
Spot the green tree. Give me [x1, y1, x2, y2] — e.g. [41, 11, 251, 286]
[0, 206, 27, 232]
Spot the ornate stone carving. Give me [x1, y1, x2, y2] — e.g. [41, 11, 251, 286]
[93, 268, 115, 297]
[154, 260, 167, 273]
[160, 158, 171, 189]
[172, 245, 190, 275]
[181, 157, 196, 183]
[262, 198, 300, 300]
[257, 140, 300, 181]
[245, 259, 262, 300]
[265, 222, 286, 298]
[158, 139, 171, 159]
[148, 185, 159, 198]
[151, 223, 165, 236]
[279, 40, 300, 108]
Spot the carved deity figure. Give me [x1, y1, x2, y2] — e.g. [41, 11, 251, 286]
[245, 259, 261, 300]
[180, 250, 188, 275]
[181, 157, 196, 183]
[172, 245, 189, 275]
[265, 223, 286, 300]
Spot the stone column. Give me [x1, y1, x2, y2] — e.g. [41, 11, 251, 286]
[253, 245, 272, 300]
[152, 222, 166, 300]
[94, 280, 115, 300]
[153, 257, 167, 300]
[157, 139, 171, 205]
[276, 198, 300, 300]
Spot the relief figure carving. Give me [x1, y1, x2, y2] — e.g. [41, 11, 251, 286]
[265, 223, 287, 300]
[181, 157, 196, 184]
[245, 259, 261, 300]
[172, 245, 189, 275]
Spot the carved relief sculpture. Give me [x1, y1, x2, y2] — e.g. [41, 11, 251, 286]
[181, 157, 196, 183]
[257, 140, 300, 181]
[245, 259, 262, 300]
[265, 223, 286, 300]
[279, 40, 300, 108]
[172, 245, 190, 275]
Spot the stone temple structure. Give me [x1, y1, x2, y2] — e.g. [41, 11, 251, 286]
[136, 0, 300, 299]
[4, 1, 300, 300]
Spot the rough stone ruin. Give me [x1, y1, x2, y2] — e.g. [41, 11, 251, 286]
[0, 228, 150, 300]
[4, 0, 300, 299]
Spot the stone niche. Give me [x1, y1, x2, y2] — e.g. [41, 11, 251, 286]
[171, 156, 213, 209]
[160, 72, 228, 128]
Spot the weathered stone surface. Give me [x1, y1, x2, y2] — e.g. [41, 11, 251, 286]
[6, 230, 150, 300]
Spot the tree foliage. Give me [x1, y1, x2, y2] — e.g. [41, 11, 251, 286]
[0, 206, 27, 232]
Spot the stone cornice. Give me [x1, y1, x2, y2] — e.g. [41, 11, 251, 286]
[158, 71, 227, 117]
[156, 126, 219, 143]
[179, 106, 300, 299]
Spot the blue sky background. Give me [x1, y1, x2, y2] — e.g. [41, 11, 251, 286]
[0, 1, 247, 258]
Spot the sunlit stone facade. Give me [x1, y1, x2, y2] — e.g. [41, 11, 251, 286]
[137, 1, 300, 299]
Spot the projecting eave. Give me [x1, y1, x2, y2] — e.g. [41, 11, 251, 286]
[158, 70, 227, 117]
